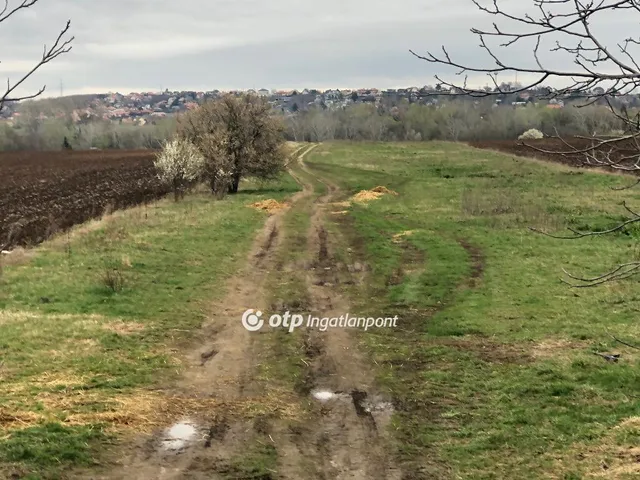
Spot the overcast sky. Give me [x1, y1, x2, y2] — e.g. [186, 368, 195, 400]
[0, 0, 633, 96]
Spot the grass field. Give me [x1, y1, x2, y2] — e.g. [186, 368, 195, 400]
[304, 142, 640, 479]
[2, 141, 640, 479]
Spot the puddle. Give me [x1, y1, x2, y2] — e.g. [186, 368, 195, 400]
[311, 390, 393, 416]
[363, 400, 394, 413]
[311, 389, 353, 402]
[351, 390, 394, 418]
[362, 397, 395, 431]
[160, 421, 199, 452]
[312, 390, 337, 401]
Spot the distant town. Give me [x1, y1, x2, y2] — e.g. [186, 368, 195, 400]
[1, 83, 636, 126]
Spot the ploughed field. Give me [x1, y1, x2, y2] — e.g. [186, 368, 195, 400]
[0, 149, 168, 248]
[470, 136, 640, 172]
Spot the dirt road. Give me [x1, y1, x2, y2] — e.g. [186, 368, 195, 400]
[94, 143, 399, 479]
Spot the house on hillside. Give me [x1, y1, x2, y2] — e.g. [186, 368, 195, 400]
[325, 90, 341, 100]
[547, 99, 564, 108]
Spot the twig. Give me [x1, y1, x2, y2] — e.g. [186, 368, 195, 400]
[611, 335, 640, 350]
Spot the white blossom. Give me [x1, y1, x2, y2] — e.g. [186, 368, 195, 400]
[154, 138, 206, 186]
[518, 128, 544, 140]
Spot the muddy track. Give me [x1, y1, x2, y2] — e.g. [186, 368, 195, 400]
[92, 144, 319, 480]
[90, 143, 400, 479]
[275, 150, 401, 480]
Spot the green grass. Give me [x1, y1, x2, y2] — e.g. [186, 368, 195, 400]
[221, 437, 278, 479]
[305, 141, 640, 479]
[0, 174, 300, 479]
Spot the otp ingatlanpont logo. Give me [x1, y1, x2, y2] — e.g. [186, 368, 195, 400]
[241, 309, 264, 332]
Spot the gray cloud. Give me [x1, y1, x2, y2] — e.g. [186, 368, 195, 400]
[0, 0, 630, 96]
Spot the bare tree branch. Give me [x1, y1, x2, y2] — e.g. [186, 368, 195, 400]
[0, 0, 38, 23]
[0, 1, 73, 112]
[414, 1, 640, 285]
[611, 334, 640, 350]
[560, 262, 640, 287]
[411, 0, 640, 100]
[610, 178, 640, 190]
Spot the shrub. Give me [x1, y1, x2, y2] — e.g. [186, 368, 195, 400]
[518, 128, 544, 140]
[154, 138, 206, 201]
[100, 267, 124, 293]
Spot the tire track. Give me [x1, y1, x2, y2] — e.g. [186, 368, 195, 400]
[93, 143, 319, 480]
[274, 146, 402, 480]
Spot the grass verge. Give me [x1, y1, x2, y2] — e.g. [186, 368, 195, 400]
[306, 141, 640, 479]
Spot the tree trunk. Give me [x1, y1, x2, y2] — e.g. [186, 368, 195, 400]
[228, 171, 242, 194]
[173, 178, 180, 202]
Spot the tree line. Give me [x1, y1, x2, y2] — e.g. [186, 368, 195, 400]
[0, 116, 176, 151]
[0, 100, 630, 151]
[282, 101, 627, 142]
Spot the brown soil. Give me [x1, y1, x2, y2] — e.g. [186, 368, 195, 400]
[0, 149, 168, 249]
[458, 239, 485, 288]
[468, 137, 640, 175]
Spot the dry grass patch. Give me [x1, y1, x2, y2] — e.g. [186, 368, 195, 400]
[120, 255, 132, 268]
[437, 336, 531, 364]
[46, 204, 144, 248]
[0, 409, 47, 432]
[371, 186, 398, 195]
[1, 372, 90, 398]
[0, 310, 40, 326]
[248, 199, 289, 214]
[551, 416, 640, 478]
[392, 230, 415, 243]
[1, 387, 304, 435]
[102, 320, 145, 335]
[531, 338, 590, 361]
[351, 185, 398, 203]
[31, 372, 89, 390]
[0, 310, 113, 327]
[63, 338, 99, 352]
[2, 310, 144, 336]
[0, 247, 34, 267]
